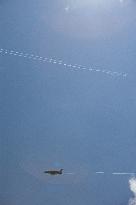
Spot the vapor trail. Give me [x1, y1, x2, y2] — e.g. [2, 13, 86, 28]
[95, 171, 136, 176]
[96, 171, 105, 174]
[0, 48, 128, 78]
[112, 172, 136, 175]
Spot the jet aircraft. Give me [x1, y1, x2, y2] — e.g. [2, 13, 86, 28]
[44, 169, 64, 175]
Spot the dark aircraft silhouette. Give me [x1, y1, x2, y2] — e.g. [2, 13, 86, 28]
[44, 169, 64, 175]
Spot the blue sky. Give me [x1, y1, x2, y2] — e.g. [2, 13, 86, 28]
[0, 1, 136, 205]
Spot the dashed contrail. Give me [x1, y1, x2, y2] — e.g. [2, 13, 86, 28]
[0, 48, 128, 78]
[96, 171, 136, 176]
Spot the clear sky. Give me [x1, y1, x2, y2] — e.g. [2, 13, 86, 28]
[0, 0, 136, 205]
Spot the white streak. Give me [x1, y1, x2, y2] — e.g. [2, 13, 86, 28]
[0, 48, 128, 78]
[64, 172, 75, 175]
[112, 172, 136, 175]
[96, 171, 105, 174]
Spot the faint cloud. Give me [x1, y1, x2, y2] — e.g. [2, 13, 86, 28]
[119, 0, 136, 4]
[128, 177, 136, 205]
[48, 0, 135, 40]
[64, 5, 71, 12]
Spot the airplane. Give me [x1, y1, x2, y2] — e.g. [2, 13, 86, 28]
[44, 169, 64, 175]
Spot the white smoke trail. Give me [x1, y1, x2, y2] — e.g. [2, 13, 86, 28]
[96, 171, 105, 174]
[0, 48, 127, 78]
[128, 177, 136, 205]
[112, 172, 136, 175]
